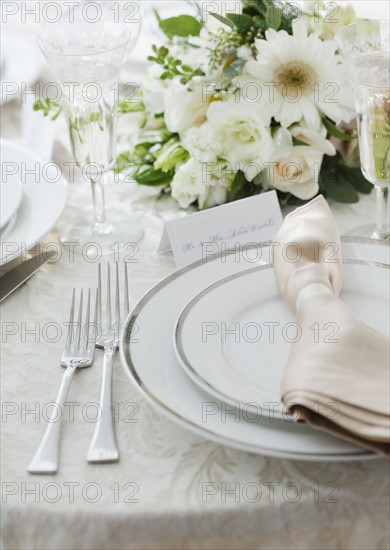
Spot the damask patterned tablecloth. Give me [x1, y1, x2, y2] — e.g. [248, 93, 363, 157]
[1, 91, 390, 550]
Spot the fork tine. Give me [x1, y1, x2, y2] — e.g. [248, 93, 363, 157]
[66, 288, 76, 349]
[84, 288, 91, 350]
[97, 263, 102, 333]
[124, 262, 129, 318]
[93, 288, 98, 347]
[75, 289, 83, 350]
[115, 262, 120, 335]
[106, 263, 111, 331]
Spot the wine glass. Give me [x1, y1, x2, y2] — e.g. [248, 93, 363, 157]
[37, 19, 144, 255]
[64, 1, 143, 58]
[335, 20, 390, 240]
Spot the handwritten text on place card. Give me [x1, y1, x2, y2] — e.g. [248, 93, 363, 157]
[158, 191, 283, 268]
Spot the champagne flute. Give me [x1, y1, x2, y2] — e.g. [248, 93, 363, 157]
[38, 20, 144, 254]
[335, 20, 389, 240]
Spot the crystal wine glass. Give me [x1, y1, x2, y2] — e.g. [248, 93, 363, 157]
[37, 20, 144, 254]
[335, 20, 389, 240]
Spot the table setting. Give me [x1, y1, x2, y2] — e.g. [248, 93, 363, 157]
[1, 1, 390, 549]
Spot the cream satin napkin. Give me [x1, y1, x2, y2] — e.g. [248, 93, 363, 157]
[274, 195, 390, 457]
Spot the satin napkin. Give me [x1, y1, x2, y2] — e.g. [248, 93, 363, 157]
[274, 195, 390, 457]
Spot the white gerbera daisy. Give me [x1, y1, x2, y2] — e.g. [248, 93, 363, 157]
[245, 21, 354, 131]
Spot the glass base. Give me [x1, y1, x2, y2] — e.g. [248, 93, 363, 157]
[344, 223, 389, 241]
[58, 211, 144, 257]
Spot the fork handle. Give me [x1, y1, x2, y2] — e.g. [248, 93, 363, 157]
[28, 366, 75, 474]
[87, 349, 119, 463]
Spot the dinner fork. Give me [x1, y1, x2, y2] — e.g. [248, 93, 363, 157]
[87, 262, 129, 463]
[28, 288, 97, 474]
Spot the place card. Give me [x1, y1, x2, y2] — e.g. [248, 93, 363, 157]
[158, 191, 283, 268]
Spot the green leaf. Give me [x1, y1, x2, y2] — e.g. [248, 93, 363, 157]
[154, 138, 189, 172]
[227, 169, 258, 202]
[292, 137, 309, 147]
[33, 99, 62, 120]
[210, 12, 235, 29]
[229, 170, 248, 194]
[323, 173, 359, 203]
[153, 8, 162, 23]
[159, 15, 202, 38]
[223, 58, 247, 79]
[226, 13, 253, 33]
[242, 0, 267, 16]
[323, 117, 355, 141]
[135, 168, 174, 186]
[339, 166, 373, 194]
[118, 100, 145, 114]
[266, 5, 282, 30]
[113, 152, 136, 174]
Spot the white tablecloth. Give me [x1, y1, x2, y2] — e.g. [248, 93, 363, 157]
[1, 106, 390, 550]
[1, 7, 390, 546]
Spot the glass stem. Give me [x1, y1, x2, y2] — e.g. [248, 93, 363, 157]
[91, 172, 112, 236]
[374, 186, 389, 239]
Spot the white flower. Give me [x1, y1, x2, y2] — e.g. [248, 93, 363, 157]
[142, 75, 166, 115]
[303, 1, 356, 37]
[237, 45, 253, 61]
[246, 21, 355, 130]
[171, 159, 206, 208]
[263, 126, 336, 200]
[164, 79, 208, 134]
[182, 123, 221, 163]
[170, 32, 210, 74]
[206, 99, 273, 178]
[170, 157, 228, 210]
[199, 177, 227, 209]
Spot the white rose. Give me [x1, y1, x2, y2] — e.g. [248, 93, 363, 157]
[198, 177, 227, 210]
[264, 126, 336, 200]
[142, 75, 167, 116]
[206, 99, 273, 178]
[171, 158, 206, 208]
[164, 79, 208, 134]
[182, 123, 221, 163]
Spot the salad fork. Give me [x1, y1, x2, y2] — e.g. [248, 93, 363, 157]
[28, 288, 97, 474]
[87, 262, 129, 463]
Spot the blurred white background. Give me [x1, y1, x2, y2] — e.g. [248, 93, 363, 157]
[1, 1, 389, 84]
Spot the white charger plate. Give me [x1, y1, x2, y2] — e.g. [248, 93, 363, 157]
[0, 139, 67, 266]
[120, 243, 378, 460]
[0, 174, 23, 230]
[174, 260, 389, 419]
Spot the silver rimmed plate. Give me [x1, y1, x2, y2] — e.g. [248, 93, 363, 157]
[0, 139, 67, 266]
[174, 260, 389, 419]
[120, 242, 382, 460]
[0, 174, 23, 230]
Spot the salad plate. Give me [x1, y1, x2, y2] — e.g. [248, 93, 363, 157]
[174, 260, 389, 418]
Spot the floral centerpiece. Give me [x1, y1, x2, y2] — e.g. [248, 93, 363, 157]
[114, 0, 372, 209]
[35, 0, 372, 210]
[114, 0, 373, 209]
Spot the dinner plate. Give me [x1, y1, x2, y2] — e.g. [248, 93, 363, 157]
[0, 139, 67, 266]
[0, 29, 42, 105]
[0, 175, 23, 230]
[174, 260, 389, 418]
[120, 242, 378, 460]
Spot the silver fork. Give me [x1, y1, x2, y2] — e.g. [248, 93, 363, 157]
[28, 288, 97, 474]
[87, 262, 129, 463]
